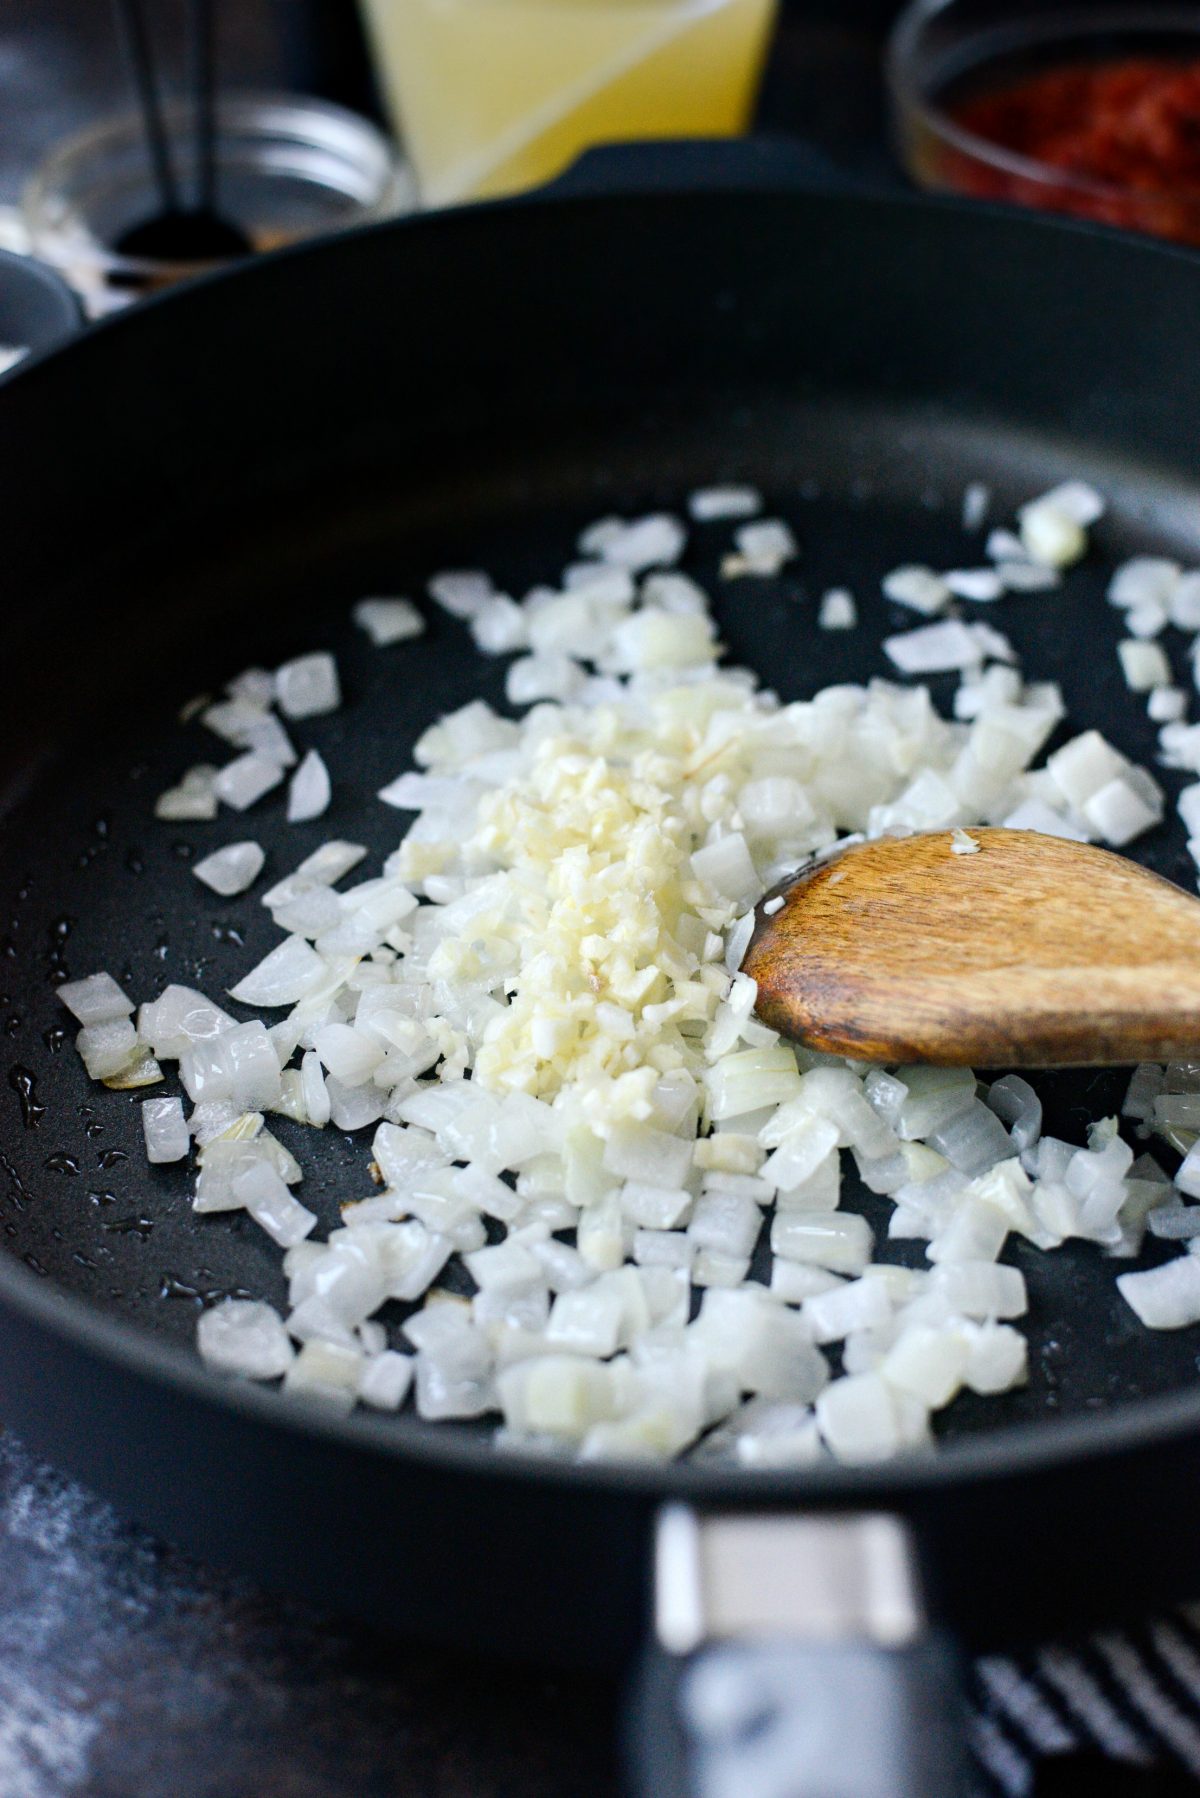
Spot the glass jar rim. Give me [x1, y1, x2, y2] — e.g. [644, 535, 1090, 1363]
[22, 89, 406, 282]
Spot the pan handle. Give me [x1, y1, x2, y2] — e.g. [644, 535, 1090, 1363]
[626, 1507, 968, 1798]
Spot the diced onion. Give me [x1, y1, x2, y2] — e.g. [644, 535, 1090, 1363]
[288, 750, 332, 823]
[882, 566, 949, 615]
[275, 652, 341, 719]
[198, 1299, 295, 1379]
[353, 598, 424, 646]
[688, 486, 762, 522]
[214, 753, 284, 812]
[56, 464, 1185, 1465]
[142, 1095, 189, 1164]
[227, 937, 328, 1007]
[58, 971, 134, 1025]
[193, 841, 265, 897]
[1118, 1256, 1200, 1329]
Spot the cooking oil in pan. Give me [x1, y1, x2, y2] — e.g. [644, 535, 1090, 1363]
[7, 1065, 44, 1130]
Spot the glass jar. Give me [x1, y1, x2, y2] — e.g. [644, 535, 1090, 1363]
[888, 1, 1200, 246]
[358, 0, 779, 208]
[23, 91, 414, 311]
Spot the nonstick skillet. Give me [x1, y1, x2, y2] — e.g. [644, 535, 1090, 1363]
[3, 170, 1200, 1795]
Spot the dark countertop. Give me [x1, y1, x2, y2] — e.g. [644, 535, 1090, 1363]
[0, 1433, 618, 1798]
[0, 7, 1184, 1798]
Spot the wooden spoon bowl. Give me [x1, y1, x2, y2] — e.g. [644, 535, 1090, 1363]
[743, 827, 1200, 1067]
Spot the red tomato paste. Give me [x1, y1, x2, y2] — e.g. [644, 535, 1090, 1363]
[947, 57, 1200, 244]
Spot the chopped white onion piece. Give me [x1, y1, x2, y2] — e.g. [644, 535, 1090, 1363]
[198, 1299, 295, 1379]
[275, 652, 341, 719]
[472, 595, 529, 655]
[1108, 557, 1180, 610]
[359, 1350, 414, 1409]
[288, 749, 332, 823]
[1082, 775, 1162, 848]
[995, 560, 1062, 594]
[882, 1326, 968, 1407]
[142, 1095, 189, 1164]
[243, 715, 298, 768]
[985, 529, 1025, 562]
[1046, 730, 1128, 808]
[962, 482, 990, 531]
[233, 1160, 317, 1248]
[689, 1190, 761, 1260]
[803, 1276, 891, 1345]
[771, 1211, 873, 1274]
[283, 1339, 363, 1410]
[945, 568, 1003, 602]
[260, 843, 366, 916]
[58, 971, 134, 1025]
[139, 985, 234, 1059]
[428, 569, 493, 618]
[1174, 1139, 1200, 1199]
[730, 519, 796, 575]
[1118, 640, 1171, 693]
[928, 1261, 1026, 1319]
[353, 598, 424, 646]
[599, 514, 687, 572]
[818, 588, 857, 629]
[1126, 599, 1168, 640]
[214, 753, 284, 812]
[1149, 687, 1187, 724]
[688, 485, 762, 522]
[1023, 480, 1105, 529]
[155, 764, 219, 820]
[882, 566, 949, 615]
[314, 1022, 384, 1086]
[987, 1076, 1042, 1153]
[816, 1372, 928, 1463]
[926, 1101, 1013, 1177]
[1000, 799, 1088, 842]
[962, 1322, 1027, 1394]
[76, 1019, 140, 1080]
[1018, 499, 1086, 569]
[884, 620, 989, 674]
[227, 936, 328, 1007]
[193, 841, 265, 897]
[691, 834, 759, 906]
[506, 654, 584, 705]
[1118, 1255, 1200, 1329]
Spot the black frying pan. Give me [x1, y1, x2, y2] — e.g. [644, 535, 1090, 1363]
[2, 165, 1200, 1795]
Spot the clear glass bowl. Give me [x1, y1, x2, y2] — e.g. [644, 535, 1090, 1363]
[887, 1, 1200, 246]
[23, 91, 414, 310]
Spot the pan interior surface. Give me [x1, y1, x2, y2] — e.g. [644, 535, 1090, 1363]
[4, 190, 1200, 1500]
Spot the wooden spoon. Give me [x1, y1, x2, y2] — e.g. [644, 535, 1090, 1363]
[742, 828, 1200, 1067]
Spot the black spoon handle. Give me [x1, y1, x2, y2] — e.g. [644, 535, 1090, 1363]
[190, 0, 216, 216]
[112, 0, 179, 215]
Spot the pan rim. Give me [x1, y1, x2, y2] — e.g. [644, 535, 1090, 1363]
[6, 178, 1200, 1511]
[10, 159, 1200, 401]
[3, 1239, 1197, 1503]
